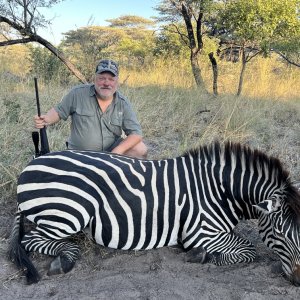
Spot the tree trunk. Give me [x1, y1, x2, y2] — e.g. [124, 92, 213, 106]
[178, 3, 207, 92]
[237, 48, 246, 96]
[190, 50, 206, 90]
[208, 52, 218, 96]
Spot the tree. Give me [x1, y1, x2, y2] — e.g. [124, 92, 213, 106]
[155, 0, 216, 91]
[269, 0, 300, 68]
[29, 45, 70, 83]
[153, 22, 188, 58]
[0, 0, 87, 83]
[106, 15, 155, 29]
[63, 16, 156, 76]
[63, 26, 125, 80]
[106, 16, 156, 65]
[217, 0, 300, 96]
[272, 39, 300, 68]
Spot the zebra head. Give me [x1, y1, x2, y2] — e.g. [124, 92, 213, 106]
[254, 184, 300, 286]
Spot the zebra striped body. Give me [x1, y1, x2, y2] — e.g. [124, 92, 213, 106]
[9, 142, 300, 285]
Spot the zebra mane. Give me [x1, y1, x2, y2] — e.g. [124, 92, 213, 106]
[185, 141, 300, 219]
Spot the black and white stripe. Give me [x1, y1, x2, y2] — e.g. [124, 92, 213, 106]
[9, 142, 300, 285]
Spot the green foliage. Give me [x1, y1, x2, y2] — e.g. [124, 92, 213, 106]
[272, 37, 300, 65]
[1, 1, 299, 87]
[62, 21, 156, 75]
[215, 0, 300, 95]
[117, 34, 154, 64]
[153, 23, 188, 57]
[0, 44, 31, 76]
[117, 27, 156, 65]
[268, 0, 300, 64]
[106, 15, 155, 28]
[62, 26, 125, 78]
[28, 45, 71, 84]
[153, 22, 218, 58]
[219, 0, 300, 48]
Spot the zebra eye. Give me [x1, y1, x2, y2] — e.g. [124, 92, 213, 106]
[274, 228, 285, 238]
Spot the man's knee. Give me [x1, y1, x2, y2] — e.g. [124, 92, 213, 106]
[126, 141, 148, 159]
[138, 142, 148, 159]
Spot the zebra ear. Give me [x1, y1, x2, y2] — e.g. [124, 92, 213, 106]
[253, 199, 281, 214]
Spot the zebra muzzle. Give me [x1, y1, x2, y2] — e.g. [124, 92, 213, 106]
[291, 265, 300, 287]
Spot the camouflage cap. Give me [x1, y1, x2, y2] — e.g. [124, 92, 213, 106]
[95, 59, 119, 77]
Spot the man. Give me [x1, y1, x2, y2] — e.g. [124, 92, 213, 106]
[34, 59, 147, 159]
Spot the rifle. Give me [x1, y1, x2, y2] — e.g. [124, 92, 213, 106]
[32, 77, 50, 158]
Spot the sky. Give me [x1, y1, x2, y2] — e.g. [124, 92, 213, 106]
[38, 0, 160, 44]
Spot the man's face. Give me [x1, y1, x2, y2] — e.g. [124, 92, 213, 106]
[94, 72, 119, 100]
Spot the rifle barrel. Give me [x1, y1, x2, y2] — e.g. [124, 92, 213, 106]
[34, 77, 41, 117]
[33, 77, 50, 155]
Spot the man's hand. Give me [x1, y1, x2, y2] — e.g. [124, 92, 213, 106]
[34, 115, 47, 129]
[111, 134, 147, 159]
[34, 108, 60, 129]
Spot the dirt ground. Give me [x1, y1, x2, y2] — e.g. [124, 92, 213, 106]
[0, 203, 299, 300]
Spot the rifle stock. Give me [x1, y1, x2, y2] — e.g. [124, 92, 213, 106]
[32, 131, 40, 157]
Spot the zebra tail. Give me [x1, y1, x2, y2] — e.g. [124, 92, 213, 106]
[8, 211, 40, 284]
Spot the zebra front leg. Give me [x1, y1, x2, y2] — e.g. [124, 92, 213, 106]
[47, 241, 81, 276]
[186, 232, 256, 265]
[21, 229, 81, 276]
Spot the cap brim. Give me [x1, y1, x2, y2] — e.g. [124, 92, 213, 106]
[96, 69, 118, 76]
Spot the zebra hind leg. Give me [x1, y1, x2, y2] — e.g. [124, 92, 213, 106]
[21, 229, 81, 277]
[47, 241, 81, 276]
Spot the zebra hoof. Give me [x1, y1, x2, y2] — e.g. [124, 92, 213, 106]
[48, 256, 63, 276]
[186, 247, 208, 264]
[48, 256, 76, 276]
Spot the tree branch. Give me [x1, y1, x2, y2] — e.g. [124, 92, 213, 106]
[245, 49, 261, 62]
[272, 49, 300, 68]
[169, 23, 190, 47]
[0, 14, 87, 83]
[0, 37, 32, 46]
[169, 0, 183, 13]
[0, 15, 27, 35]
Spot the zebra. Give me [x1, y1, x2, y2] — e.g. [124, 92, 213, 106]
[8, 142, 300, 285]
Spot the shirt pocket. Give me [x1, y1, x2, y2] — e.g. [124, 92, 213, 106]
[75, 107, 95, 117]
[109, 116, 123, 136]
[74, 107, 96, 127]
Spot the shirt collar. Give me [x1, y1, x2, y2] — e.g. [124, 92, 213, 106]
[90, 84, 97, 97]
[90, 84, 120, 103]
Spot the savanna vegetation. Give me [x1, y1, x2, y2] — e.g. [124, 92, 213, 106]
[0, 0, 299, 209]
[0, 1, 299, 293]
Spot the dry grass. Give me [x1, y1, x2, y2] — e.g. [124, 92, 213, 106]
[0, 58, 299, 205]
[124, 86, 300, 175]
[122, 56, 300, 100]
